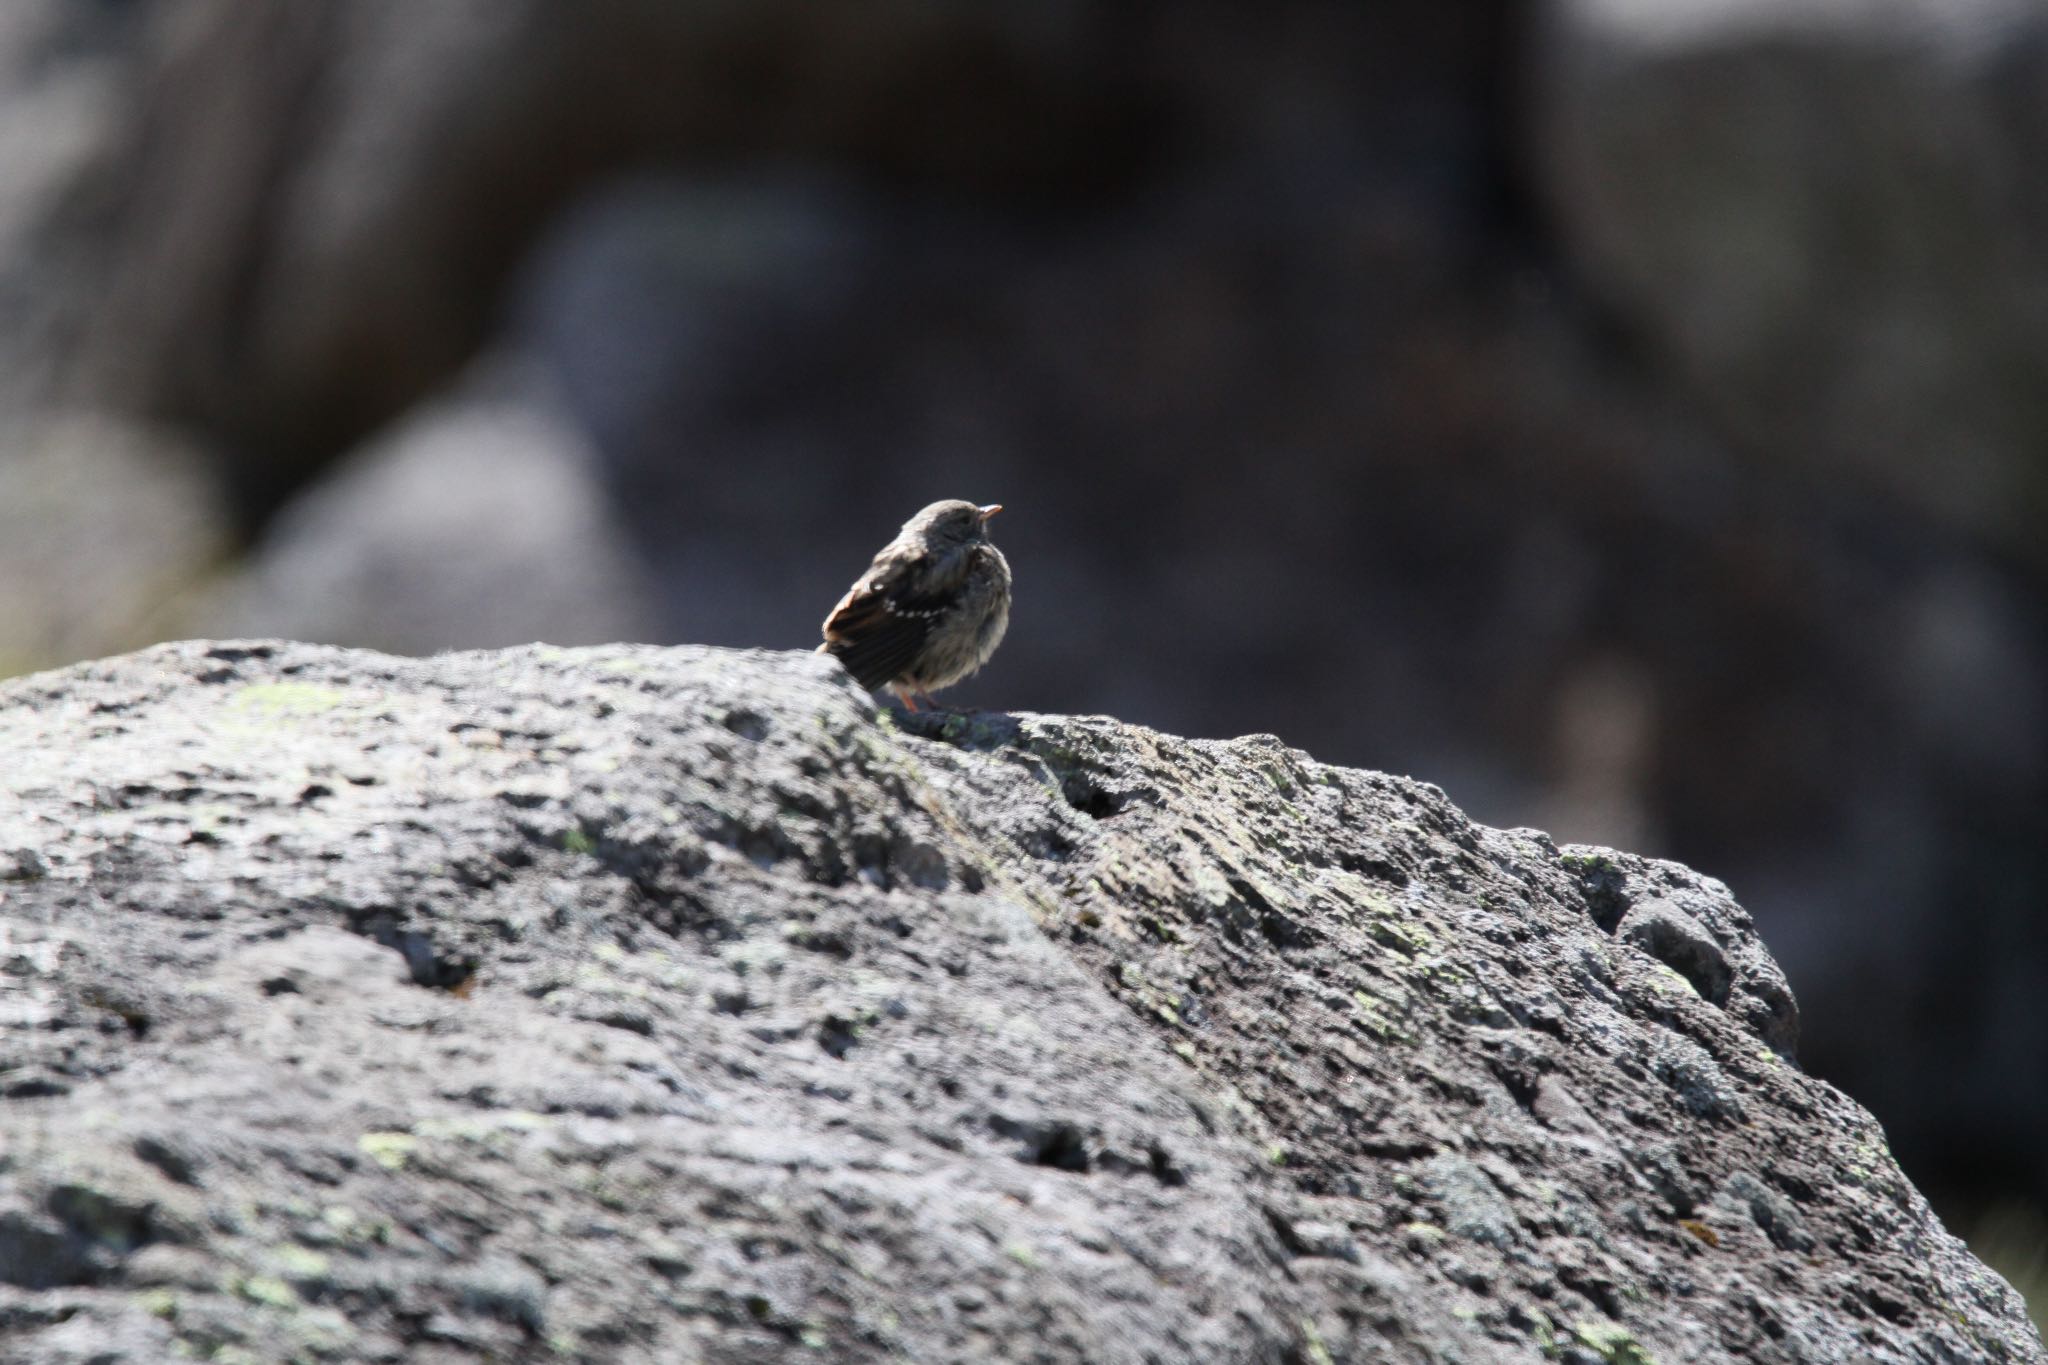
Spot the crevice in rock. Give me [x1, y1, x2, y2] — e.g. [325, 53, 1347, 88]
[1059, 771, 1126, 820]
[990, 1116, 1092, 1173]
[720, 709, 770, 741]
[1331, 845, 1410, 886]
[1618, 906, 1732, 1007]
[352, 919, 477, 991]
[816, 1015, 859, 1059]
[1146, 1143, 1188, 1187]
[1561, 849, 1630, 932]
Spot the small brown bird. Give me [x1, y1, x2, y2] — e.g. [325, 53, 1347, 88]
[818, 499, 1011, 710]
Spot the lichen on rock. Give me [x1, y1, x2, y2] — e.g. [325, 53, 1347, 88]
[0, 641, 2037, 1362]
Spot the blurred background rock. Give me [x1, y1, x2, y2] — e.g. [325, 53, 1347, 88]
[1, 0, 2042, 1317]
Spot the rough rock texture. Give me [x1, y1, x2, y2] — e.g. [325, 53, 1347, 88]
[0, 642, 2036, 1363]
[2, 0, 2046, 1216]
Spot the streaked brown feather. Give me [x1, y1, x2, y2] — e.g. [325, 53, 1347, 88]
[817, 499, 1010, 698]
[821, 593, 931, 690]
[820, 551, 953, 690]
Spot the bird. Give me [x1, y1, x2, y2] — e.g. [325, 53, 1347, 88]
[818, 499, 1011, 711]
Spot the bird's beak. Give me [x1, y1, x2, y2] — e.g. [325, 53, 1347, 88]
[976, 504, 1003, 523]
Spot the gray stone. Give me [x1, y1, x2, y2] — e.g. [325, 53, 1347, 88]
[0, 0, 135, 412]
[1532, 0, 2048, 563]
[4, 0, 2043, 1215]
[0, 640, 2035, 1362]
[183, 362, 658, 655]
[61, 0, 1125, 481]
[0, 415, 233, 675]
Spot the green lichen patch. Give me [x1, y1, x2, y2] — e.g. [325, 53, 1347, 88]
[233, 1273, 299, 1308]
[1572, 1319, 1654, 1364]
[228, 682, 353, 719]
[355, 1131, 418, 1172]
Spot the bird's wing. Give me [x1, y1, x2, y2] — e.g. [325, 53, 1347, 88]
[820, 551, 951, 690]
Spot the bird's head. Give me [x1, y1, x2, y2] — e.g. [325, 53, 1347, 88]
[910, 499, 1003, 547]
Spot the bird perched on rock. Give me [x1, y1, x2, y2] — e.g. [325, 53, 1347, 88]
[818, 499, 1011, 711]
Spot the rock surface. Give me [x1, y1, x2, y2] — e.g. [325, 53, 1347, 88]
[0, 642, 2036, 1363]
[3, 0, 2046, 1213]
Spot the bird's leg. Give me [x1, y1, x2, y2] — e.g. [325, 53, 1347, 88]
[894, 687, 920, 713]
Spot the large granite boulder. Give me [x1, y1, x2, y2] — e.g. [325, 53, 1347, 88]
[0, 642, 2035, 1362]
[5, 0, 2044, 1222]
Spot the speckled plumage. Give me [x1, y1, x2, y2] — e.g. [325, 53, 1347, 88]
[818, 500, 1011, 709]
